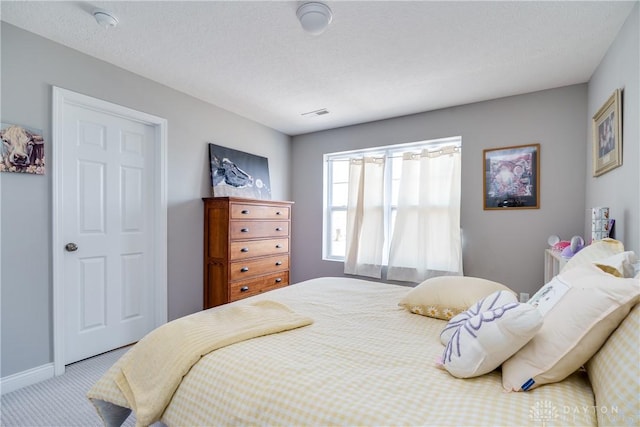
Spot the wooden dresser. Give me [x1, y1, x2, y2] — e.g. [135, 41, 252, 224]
[202, 197, 293, 309]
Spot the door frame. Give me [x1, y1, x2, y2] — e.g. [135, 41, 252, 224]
[51, 87, 168, 375]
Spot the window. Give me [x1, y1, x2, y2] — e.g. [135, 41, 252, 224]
[323, 152, 401, 262]
[323, 136, 462, 281]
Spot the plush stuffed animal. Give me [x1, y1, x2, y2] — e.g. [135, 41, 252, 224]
[548, 235, 585, 258]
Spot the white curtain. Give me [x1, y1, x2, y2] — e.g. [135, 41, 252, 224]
[387, 146, 462, 282]
[344, 157, 386, 278]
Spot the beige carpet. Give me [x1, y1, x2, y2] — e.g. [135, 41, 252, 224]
[1, 346, 139, 427]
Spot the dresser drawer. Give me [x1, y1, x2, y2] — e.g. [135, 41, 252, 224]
[230, 221, 289, 239]
[230, 271, 289, 301]
[230, 255, 289, 281]
[230, 238, 289, 261]
[203, 197, 293, 309]
[230, 203, 290, 220]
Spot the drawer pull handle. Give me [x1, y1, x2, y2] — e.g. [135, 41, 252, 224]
[275, 261, 282, 266]
[241, 210, 250, 214]
[241, 267, 249, 272]
[275, 278, 282, 283]
[240, 286, 249, 292]
[241, 247, 249, 252]
[241, 228, 249, 233]
[275, 244, 282, 249]
[276, 211, 282, 215]
[275, 227, 283, 231]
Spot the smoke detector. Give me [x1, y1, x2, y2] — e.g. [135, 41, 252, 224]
[296, 2, 333, 35]
[93, 9, 119, 28]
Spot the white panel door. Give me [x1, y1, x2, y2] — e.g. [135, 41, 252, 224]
[62, 103, 157, 364]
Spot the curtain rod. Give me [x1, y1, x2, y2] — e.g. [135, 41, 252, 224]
[326, 144, 461, 162]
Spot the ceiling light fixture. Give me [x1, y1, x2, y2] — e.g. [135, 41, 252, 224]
[93, 8, 119, 29]
[296, 2, 333, 35]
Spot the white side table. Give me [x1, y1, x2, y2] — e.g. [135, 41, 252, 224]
[544, 249, 568, 283]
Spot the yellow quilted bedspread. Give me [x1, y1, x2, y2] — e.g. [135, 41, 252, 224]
[89, 278, 598, 427]
[102, 300, 312, 427]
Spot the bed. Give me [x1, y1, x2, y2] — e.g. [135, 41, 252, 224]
[89, 263, 640, 427]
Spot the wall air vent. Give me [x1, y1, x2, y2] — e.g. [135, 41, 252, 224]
[301, 108, 329, 117]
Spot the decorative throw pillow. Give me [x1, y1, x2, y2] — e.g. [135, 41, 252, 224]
[440, 290, 518, 345]
[398, 276, 514, 320]
[595, 251, 638, 278]
[561, 238, 624, 273]
[441, 302, 543, 378]
[502, 264, 640, 391]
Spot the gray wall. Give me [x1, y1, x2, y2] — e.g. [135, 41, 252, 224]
[2, 3, 638, 380]
[291, 85, 588, 294]
[586, 3, 639, 253]
[0, 23, 291, 377]
[289, 3, 640, 297]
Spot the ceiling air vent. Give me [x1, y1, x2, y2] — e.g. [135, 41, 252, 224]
[301, 108, 329, 117]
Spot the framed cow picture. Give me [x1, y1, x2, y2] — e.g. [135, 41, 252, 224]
[0, 123, 45, 174]
[208, 143, 271, 200]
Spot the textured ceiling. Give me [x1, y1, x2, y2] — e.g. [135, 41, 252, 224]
[1, 1, 636, 136]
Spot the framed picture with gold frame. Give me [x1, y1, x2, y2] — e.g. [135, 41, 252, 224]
[483, 143, 540, 210]
[593, 89, 622, 177]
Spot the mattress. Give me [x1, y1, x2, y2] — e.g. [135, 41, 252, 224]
[89, 277, 597, 426]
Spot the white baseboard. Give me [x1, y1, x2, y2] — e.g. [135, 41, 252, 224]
[0, 363, 55, 395]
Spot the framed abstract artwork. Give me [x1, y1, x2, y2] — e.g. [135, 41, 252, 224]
[483, 143, 540, 210]
[593, 89, 622, 177]
[208, 143, 271, 200]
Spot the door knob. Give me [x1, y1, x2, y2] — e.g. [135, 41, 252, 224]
[65, 243, 78, 252]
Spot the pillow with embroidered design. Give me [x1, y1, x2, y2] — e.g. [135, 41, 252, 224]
[501, 264, 640, 392]
[439, 290, 517, 345]
[440, 302, 543, 379]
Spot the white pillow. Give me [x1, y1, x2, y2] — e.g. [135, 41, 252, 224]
[502, 264, 640, 391]
[440, 290, 517, 345]
[441, 302, 542, 378]
[562, 238, 624, 273]
[595, 251, 638, 278]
